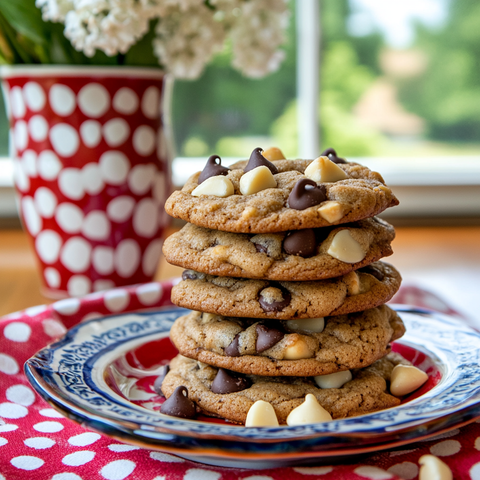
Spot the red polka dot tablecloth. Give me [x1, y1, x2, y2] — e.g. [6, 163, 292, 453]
[1, 281, 479, 480]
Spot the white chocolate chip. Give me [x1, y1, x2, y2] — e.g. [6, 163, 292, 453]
[305, 156, 348, 183]
[286, 394, 332, 426]
[314, 370, 352, 389]
[327, 230, 366, 263]
[318, 201, 344, 223]
[245, 400, 279, 427]
[262, 147, 286, 161]
[208, 245, 229, 260]
[419, 455, 453, 480]
[284, 337, 313, 360]
[192, 175, 234, 197]
[286, 317, 325, 334]
[390, 364, 428, 397]
[343, 271, 360, 295]
[240, 166, 277, 195]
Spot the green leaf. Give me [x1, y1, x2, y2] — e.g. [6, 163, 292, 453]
[0, 0, 48, 46]
[124, 20, 162, 68]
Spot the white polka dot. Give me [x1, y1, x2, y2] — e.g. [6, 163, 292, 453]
[50, 123, 79, 157]
[293, 467, 334, 475]
[38, 150, 62, 180]
[14, 159, 30, 192]
[471, 463, 480, 480]
[28, 115, 48, 142]
[108, 444, 141, 452]
[0, 354, 19, 375]
[0, 437, 7, 447]
[4, 322, 32, 343]
[0, 424, 18, 432]
[67, 275, 92, 296]
[133, 125, 156, 156]
[53, 298, 81, 315]
[80, 120, 102, 148]
[93, 280, 115, 292]
[33, 421, 64, 433]
[354, 466, 393, 479]
[39, 408, 64, 418]
[136, 283, 162, 305]
[115, 240, 140, 278]
[113, 88, 138, 114]
[92, 246, 115, 275]
[55, 203, 84, 233]
[58, 167, 84, 200]
[82, 211, 110, 241]
[107, 196, 135, 222]
[49, 84, 76, 116]
[430, 439, 461, 456]
[243, 477, 274, 480]
[25, 305, 47, 317]
[128, 163, 156, 195]
[78, 83, 110, 117]
[15, 120, 28, 151]
[149, 452, 185, 463]
[23, 82, 46, 112]
[427, 429, 460, 441]
[99, 151, 130, 185]
[11, 86, 26, 118]
[142, 239, 162, 276]
[133, 198, 158, 238]
[387, 462, 418, 480]
[24, 437, 56, 449]
[62, 450, 95, 466]
[183, 469, 221, 480]
[68, 432, 101, 447]
[35, 230, 62, 264]
[22, 197, 42, 236]
[11, 455, 44, 470]
[42, 318, 66, 337]
[100, 460, 136, 480]
[81, 162, 104, 195]
[103, 118, 130, 147]
[104, 289, 130, 312]
[34, 187, 57, 218]
[61, 237, 91, 272]
[142, 86, 160, 119]
[0, 403, 28, 419]
[52, 474, 83, 480]
[22, 149, 38, 177]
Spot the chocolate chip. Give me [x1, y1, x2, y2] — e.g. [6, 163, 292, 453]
[287, 178, 327, 210]
[225, 333, 241, 357]
[253, 242, 268, 254]
[198, 155, 230, 184]
[160, 385, 196, 419]
[244, 147, 278, 175]
[256, 322, 284, 352]
[259, 286, 291, 312]
[153, 364, 170, 397]
[320, 148, 347, 164]
[182, 270, 197, 280]
[359, 264, 384, 281]
[283, 229, 317, 257]
[211, 368, 251, 394]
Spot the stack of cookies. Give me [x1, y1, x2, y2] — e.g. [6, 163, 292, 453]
[157, 147, 428, 426]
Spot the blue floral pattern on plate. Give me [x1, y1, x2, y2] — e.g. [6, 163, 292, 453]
[25, 305, 480, 468]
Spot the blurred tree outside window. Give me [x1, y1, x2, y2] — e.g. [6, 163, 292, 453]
[1, 0, 479, 162]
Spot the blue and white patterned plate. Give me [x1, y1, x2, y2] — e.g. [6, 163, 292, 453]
[25, 305, 480, 468]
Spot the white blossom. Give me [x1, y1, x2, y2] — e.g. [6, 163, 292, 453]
[36, 0, 75, 22]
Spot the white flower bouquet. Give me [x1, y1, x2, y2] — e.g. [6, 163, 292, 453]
[0, 0, 289, 79]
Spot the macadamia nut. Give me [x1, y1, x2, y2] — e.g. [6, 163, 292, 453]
[192, 175, 234, 197]
[263, 147, 286, 161]
[314, 370, 353, 389]
[305, 156, 348, 183]
[318, 201, 345, 223]
[327, 230, 366, 263]
[240, 166, 277, 195]
[284, 337, 313, 360]
[390, 364, 428, 396]
[286, 317, 325, 334]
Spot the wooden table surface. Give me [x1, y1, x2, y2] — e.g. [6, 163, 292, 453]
[1, 226, 479, 324]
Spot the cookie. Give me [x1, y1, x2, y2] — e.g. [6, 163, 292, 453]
[162, 217, 395, 281]
[172, 261, 402, 319]
[165, 157, 399, 233]
[170, 305, 405, 376]
[160, 352, 406, 424]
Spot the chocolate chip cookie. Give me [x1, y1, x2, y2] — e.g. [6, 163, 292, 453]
[169, 305, 405, 376]
[165, 158, 399, 233]
[160, 352, 406, 424]
[163, 217, 395, 281]
[172, 261, 401, 319]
